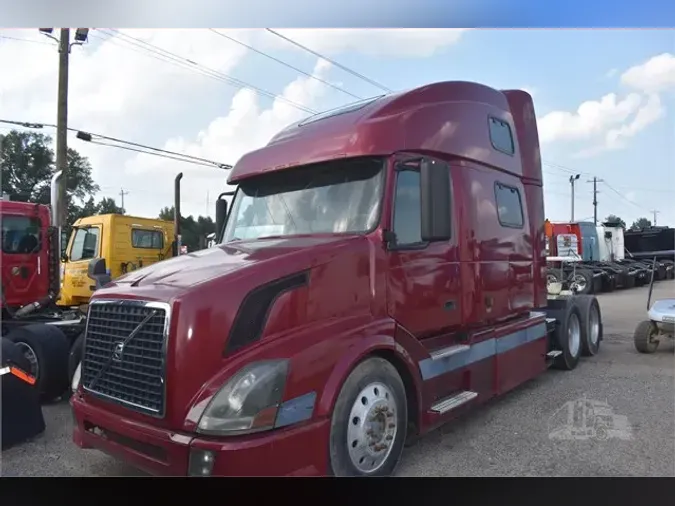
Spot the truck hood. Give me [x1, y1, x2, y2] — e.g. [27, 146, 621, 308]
[112, 235, 362, 290]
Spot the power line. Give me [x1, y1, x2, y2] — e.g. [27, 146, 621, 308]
[0, 118, 232, 169]
[265, 29, 393, 93]
[0, 35, 53, 45]
[99, 29, 318, 115]
[208, 29, 362, 101]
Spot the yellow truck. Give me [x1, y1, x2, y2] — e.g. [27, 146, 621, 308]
[58, 214, 175, 307]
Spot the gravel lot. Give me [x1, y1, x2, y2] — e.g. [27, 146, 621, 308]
[3, 281, 674, 477]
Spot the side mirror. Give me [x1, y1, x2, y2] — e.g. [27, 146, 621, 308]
[87, 258, 112, 291]
[420, 159, 452, 242]
[61, 252, 69, 263]
[215, 198, 228, 238]
[87, 258, 107, 280]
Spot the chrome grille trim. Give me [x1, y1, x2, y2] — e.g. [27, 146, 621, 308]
[81, 299, 172, 418]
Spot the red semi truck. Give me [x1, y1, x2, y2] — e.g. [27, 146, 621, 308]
[70, 81, 603, 477]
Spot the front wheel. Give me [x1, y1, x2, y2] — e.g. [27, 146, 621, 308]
[634, 320, 659, 354]
[329, 357, 407, 477]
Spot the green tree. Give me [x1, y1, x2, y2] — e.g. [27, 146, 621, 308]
[630, 217, 652, 230]
[158, 206, 215, 252]
[97, 197, 125, 215]
[604, 214, 626, 229]
[1, 130, 99, 207]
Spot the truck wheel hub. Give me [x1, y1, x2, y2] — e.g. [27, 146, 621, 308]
[347, 382, 398, 473]
[15, 342, 39, 379]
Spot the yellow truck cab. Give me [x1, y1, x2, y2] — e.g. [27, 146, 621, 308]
[58, 214, 175, 307]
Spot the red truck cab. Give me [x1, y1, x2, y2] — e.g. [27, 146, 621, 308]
[71, 81, 601, 477]
[0, 199, 51, 312]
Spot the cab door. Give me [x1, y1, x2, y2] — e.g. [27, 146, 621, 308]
[384, 157, 464, 402]
[1, 214, 48, 307]
[62, 225, 102, 304]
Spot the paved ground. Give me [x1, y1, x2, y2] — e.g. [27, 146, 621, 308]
[2, 281, 674, 477]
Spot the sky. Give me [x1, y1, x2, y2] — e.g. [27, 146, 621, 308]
[0, 28, 673, 227]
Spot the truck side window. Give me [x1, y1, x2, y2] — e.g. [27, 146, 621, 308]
[70, 227, 100, 262]
[132, 229, 164, 249]
[392, 170, 422, 245]
[489, 116, 515, 155]
[495, 182, 524, 228]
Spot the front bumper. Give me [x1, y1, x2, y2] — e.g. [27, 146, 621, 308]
[71, 393, 330, 476]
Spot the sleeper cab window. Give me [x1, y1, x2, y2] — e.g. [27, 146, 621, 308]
[392, 169, 422, 245]
[489, 116, 515, 155]
[495, 183, 524, 228]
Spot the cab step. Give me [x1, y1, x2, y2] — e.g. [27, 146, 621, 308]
[430, 390, 478, 414]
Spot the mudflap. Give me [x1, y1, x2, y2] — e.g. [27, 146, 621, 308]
[1, 340, 45, 450]
[1, 374, 46, 450]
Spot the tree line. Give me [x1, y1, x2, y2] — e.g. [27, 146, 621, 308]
[1, 130, 214, 251]
[604, 214, 655, 231]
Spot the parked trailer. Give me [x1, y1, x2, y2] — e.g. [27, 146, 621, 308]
[544, 221, 665, 294]
[0, 173, 187, 401]
[71, 81, 604, 477]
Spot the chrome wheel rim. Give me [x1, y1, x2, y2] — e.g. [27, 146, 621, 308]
[589, 306, 600, 346]
[15, 342, 39, 379]
[568, 313, 581, 358]
[571, 275, 587, 292]
[346, 382, 398, 474]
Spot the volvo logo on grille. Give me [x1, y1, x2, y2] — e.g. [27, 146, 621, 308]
[112, 341, 125, 362]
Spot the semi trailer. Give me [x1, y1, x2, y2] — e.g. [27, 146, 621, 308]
[71, 81, 604, 477]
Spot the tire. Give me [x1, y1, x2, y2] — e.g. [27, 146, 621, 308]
[634, 320, 659, 354]
[568, 269, 594, 295]
[573, 295, 602, 357]
[552, 303, 583, 371]
[1, 337, 32, 372]
[5, 324, 70, 402]
[329, 357, 407, 477]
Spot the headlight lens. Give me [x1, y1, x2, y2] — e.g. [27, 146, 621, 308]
[196, 360, 288, 436]
[71, 362, 82, 393]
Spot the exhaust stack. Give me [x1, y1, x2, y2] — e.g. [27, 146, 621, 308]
[174, 172, 183, 255]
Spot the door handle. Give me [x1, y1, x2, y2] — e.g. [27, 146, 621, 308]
[444, 300, 456, 311]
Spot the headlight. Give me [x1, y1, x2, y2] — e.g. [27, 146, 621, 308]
[196, 360, 288, 436]
[71, 362, 82, 393]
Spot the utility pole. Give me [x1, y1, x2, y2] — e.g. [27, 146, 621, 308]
[650, 209, 659, 226]
[569, 174, 580, 222]
[119, 188, 129, 211]
[39, 28, 90, 227]
[587, 176, 604, 225]
[55, 28, 70, 227]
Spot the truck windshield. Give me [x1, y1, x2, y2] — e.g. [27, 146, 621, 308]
[1, 215, 41, 254]
[223, 157, 385, 242]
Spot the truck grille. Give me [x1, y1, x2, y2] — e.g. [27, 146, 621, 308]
[82, 300, 170, 417]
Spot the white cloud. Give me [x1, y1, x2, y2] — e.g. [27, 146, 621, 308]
[123, 58, 333, 208]
[538, 92, 644, 144]
[537, 52, 672, 158]
[265, 29, 468, 58]
[2, 28, 470, 219]
[621, 52, 675, 94]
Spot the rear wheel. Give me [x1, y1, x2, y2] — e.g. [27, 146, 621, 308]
[5, 324, 70, 402]
[634, 320, 659, 354]
[569, 269, 593, 295]
[329, 357, 407, 477]
[552, 303, 583, 371]
[573, 295, 602, 357]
